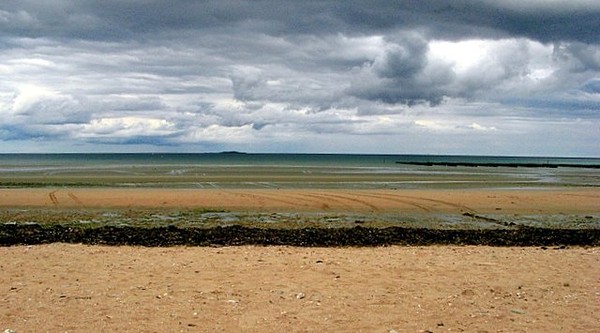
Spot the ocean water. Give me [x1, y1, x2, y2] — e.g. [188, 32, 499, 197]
[1, 152, 599, 167]
[0, 153, 599, 189]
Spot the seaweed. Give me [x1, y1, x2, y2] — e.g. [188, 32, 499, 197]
[1, 223, 598, 247]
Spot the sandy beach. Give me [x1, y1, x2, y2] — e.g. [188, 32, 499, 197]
[0, 187, 599, 331]
[1, 244, 598, 332]
[2, 0, 600, 328]
[1, 188, 599, 214]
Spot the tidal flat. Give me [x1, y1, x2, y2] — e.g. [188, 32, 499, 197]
[1, 154, 598, 244]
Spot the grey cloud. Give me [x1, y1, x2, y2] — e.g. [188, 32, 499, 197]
[3, 88, 91, 127]
[101, 96, 167, 112]
[228, 62, 346, 111]
[348, 37, 594, 107]
[84, 135, 179, 146]
[581, 79, 600, 94]
[13, 98, 89, 125]
[0, 124, 34, 140]
[346, 35, 443, 105]
[504, 97, 600, 118]
[1, 1, 599, 154]
[348, 75, 446, 106]
[374, 34, 428, 79]
[554, 42, 600, 73]
[2, 1, 599, 43]
[230, 69, 263, 102]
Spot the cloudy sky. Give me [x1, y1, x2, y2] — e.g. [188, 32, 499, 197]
[1, 1, 599, 155]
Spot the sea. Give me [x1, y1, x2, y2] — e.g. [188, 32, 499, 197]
[1, 153, 599, 189]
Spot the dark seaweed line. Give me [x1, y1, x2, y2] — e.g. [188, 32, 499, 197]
[1, 225, 598, 247]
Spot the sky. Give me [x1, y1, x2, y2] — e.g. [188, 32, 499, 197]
[0, 1, 599, 156]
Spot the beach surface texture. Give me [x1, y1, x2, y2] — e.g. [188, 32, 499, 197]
[1, 154, 599, 332]
[1, 188, 599, 332]
[1, 244, 598, 332]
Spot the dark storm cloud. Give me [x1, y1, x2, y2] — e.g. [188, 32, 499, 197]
[346, 32, 449, 106]
[4, 1, 597, 106]
[2, 1, 599, 43]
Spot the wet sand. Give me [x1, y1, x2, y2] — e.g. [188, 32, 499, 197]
[1, 244, 598, 332]
[1, 188, 599, 214]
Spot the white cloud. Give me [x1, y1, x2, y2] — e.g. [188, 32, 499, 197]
[178, 124, 255, 144]
[12, 84, 59, 113]
[468, 122, 497, 131]
[5, 84, 88, 126]
[79, 117, 175, 138]
[414, 120, 452, 131]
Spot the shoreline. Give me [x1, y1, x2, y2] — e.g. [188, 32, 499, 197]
[1, 188, 598, 247]
[2, 187, 599, 331]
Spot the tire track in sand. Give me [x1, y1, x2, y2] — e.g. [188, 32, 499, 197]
[275, 193, 334, 210]
[68, 192, 84, 206]
[395, 195, 477, 213]
[48, 190, 59, 206]
[351, 192, 433, 212]
[302, 193, 355, 211]
[227, 191, 302, 209]
[357, 192, 477, 213]
[229, 191, 379, 211]
[310, 192, 380, 211]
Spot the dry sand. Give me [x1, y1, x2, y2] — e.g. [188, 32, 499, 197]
[1, 188, 599, 332]
[1, 244, 598, 332]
